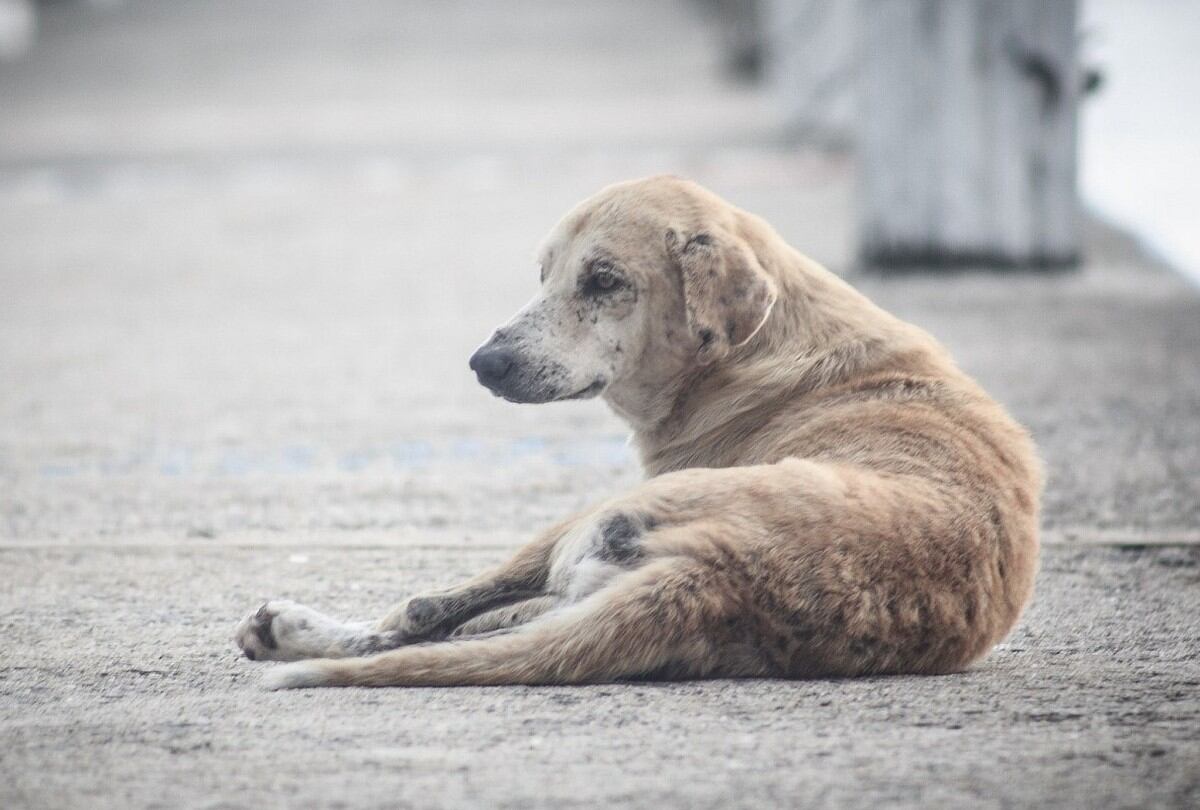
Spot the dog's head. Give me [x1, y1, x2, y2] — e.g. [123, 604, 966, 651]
[469, 177, 777, 414]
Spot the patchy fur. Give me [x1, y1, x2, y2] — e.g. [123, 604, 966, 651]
[236, 176, 1042, 689]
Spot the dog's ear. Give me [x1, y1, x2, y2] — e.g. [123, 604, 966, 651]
[665, 228, 777, 364]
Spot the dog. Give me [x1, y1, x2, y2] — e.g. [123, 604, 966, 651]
[235, 176, 1042, 689]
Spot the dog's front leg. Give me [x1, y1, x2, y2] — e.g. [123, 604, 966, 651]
[234, 600, 392, 662]
[235, 513, 576, 662]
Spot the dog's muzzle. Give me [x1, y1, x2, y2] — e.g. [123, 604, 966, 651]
[468, 343, 518, 393]
[470, 332, 605, 404]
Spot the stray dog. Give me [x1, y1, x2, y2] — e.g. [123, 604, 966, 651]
[235, 176, 1042, 689]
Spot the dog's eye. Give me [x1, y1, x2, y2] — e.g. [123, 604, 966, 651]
[583, 265, 624, 296]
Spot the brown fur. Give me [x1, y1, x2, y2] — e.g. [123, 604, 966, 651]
[239, 177, 1042, 689]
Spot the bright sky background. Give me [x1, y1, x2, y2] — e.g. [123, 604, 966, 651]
[1081, 0, 1200, 285]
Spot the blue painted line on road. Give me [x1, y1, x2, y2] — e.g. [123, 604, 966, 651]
[25, 436, 634, 478]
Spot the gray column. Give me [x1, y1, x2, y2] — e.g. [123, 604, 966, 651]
[858, 0, 1080, 268]
[764, 0, 858, 145]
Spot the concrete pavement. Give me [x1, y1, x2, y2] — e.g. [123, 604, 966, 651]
[1, 2, 1197, 808]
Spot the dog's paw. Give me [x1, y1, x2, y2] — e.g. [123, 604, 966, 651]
[234, 600, 291, 661]
[235, 600, 362, 662]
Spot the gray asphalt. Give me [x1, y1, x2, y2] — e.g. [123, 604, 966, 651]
[1, 2, 1198, 808]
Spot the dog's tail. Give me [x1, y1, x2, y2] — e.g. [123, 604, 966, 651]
[262, 558, 723, 689]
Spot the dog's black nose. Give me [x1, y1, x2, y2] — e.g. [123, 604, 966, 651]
[469, 345, 516, 388]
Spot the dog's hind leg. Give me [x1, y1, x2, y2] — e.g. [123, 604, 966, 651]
[449, 595, 560, 637]
[371, 512, 582, 640]
[262, 557, 734, 689]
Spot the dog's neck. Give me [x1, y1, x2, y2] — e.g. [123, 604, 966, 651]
[607, 241, 943, 476]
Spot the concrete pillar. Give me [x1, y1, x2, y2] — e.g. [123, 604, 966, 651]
[858, 0, 1081, 268]
[764, 0, 858, 145]
[0, 0, 36, 61]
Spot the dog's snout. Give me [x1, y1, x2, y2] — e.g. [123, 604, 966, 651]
[469, 345, 516, 388]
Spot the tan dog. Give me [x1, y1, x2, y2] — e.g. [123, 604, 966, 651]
[235, 176, 1043, 689]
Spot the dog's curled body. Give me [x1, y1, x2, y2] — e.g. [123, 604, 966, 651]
[238, 177, 1042, 688]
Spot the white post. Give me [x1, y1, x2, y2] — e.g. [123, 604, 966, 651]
[858, 0, 1081, 268]
[764, 0, 859, 145]
[0, 0, 36, 61]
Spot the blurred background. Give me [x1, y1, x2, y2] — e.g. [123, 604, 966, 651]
[2, 2, 1199, 807]
[1, 0, 1196, 543]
